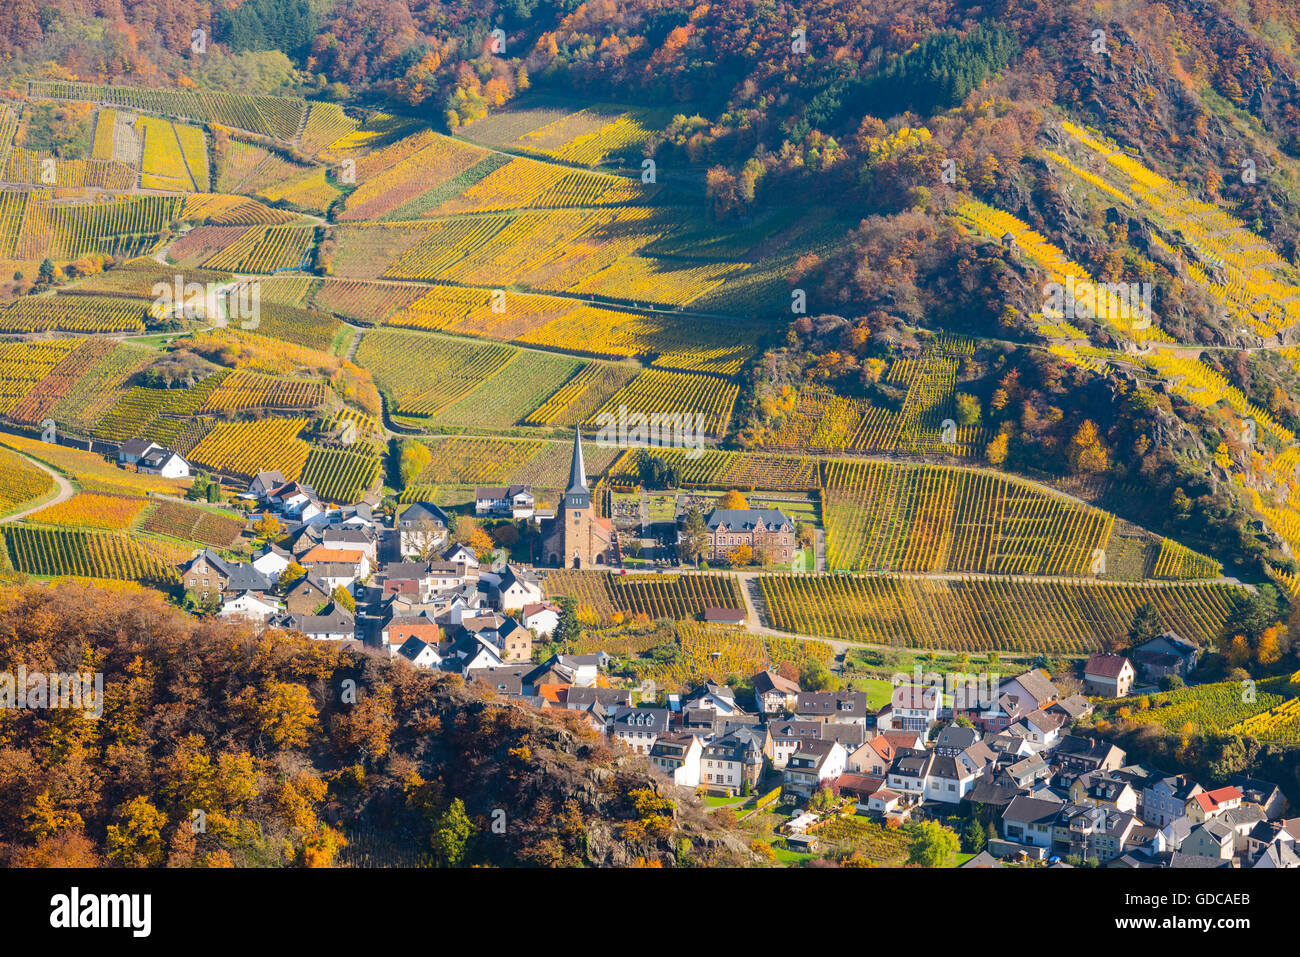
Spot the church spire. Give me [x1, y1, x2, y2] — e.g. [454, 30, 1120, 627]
[565, 428, 588, 496]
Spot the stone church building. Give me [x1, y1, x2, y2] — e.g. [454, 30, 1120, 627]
[542, 430, 617, 568]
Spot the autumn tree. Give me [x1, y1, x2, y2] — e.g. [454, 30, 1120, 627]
[256, 682, 319, 749]
[432, 798, 475, 867]
[106, 797, 167, 867]
[717, 489, 749, 510]
[1068, 420, 1110, 474]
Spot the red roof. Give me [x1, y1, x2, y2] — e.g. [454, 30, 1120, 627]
[1194, 786, 1243, 812]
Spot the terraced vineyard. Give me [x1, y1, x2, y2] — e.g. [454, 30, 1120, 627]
[758, 573, 1242, 653]
[26, 492, 148, 530]
[0, 447, 55, 516]
[140, 499, 245, 548]
[546, 570, 744, 625]
[2, 524, 180, 585]
[301, 444, 382, 504]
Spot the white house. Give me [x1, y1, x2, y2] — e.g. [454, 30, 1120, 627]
[398, 502, 450, 558]
[521, 601, 560, 637]
[783, 740, 847, 799]
[118, 439, 160, 465]
[684, 680, 740, 716]
[396, 636, 441, 670]
[1083, 654, 1136, 698]
[1009, 709, 1068, 752]
[609, 708, 671, 755]
[442, 543, 479, 568]
[251, 544, 292, 581]
[475, 485, 535, 519]
[219, 591, 280, 622]
[1001, 795, 1064, 848]
[490, 565, 543, 611]
[137, 447, 190, 478]
[884, 685, 940, 734]
[649, 732, 703, 786]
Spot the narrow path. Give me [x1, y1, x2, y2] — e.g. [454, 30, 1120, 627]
[0, 451, 75, 521]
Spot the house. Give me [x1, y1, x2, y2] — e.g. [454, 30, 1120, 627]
[1010, 708, 1068, 751]
[847, 735, 896, 776]
[768, 719, 826, 768]
[118, 439, 160, 466]
[521, 601, 560, 637]
[521, 653, 606, 693]
[565, 687, 632, 711]
[489, 565, 543, 611]
[1054, 735, 1126, 776]
[1143, 774, 1204, 827]
[1070, 771, 1140, 814]
[784, 833, 820, 854]
[475, 485, 535, 519]
[783, 740, 847, 799]
[441, 543, 480, 569]
[495, 618, 533, 663]
[795, 690, 868, 726]
[963, 778, 1025, 815]
[273, 603, 355, 641]
[999, 669, 1060, 713]
[1254, 839, 1300, 869]
[445, 632, 505, 674]
[927, 754, 979, 804]
[179, 549, 233, 595]
[609, 707, 670, 755]
[319, 527, 378, 563]
[222, 563, 274, 597]
[1083, 653, 1136, 698]
[396, 636, 441, 670]
[1184, 819, 1236, 860]
[247, 470, 286, 501]
[702, 606, 746, 627]
[701, 727, 771, 796]
[137, 447, 190, 478]
[1230, 776, 1288, 820]
[250, 543, 292, 581]
[868, 788, 903, 817]
[701, 507, 796, 563]
[881, 685, 939, 733]
[1001, 795, 1065, 848]
[1053, 804, 1138, 862]
[752, 670, 801, 714]
[1188, 786, 1243, 824]
[269, 482, 324, 522]
[398, 502, 451, 558]
[684, 681, 741, 715]
[1132, 631, 1201, 682]
[379, 611, 441, 654]
[649, 733, 703, 787]
[932, 724, 980, 756]
[837, 773, 886, 809]
[219, 591, 280, 622]
[300, 545, 371, 581]
[887, 751, 933, 801]
[283, 573, 332, 615]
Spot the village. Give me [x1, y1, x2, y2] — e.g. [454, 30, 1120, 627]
[157, 431, 1298, 870]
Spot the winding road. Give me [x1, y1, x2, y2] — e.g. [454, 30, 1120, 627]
[0, 450, 75, 521]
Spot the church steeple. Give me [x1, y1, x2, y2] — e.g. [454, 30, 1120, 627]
[565, 428, 590, 509]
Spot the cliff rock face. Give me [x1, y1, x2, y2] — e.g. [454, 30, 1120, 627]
[0, 583, 751, 868]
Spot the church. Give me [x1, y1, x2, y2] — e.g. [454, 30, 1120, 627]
[541, 430, 617, 568]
